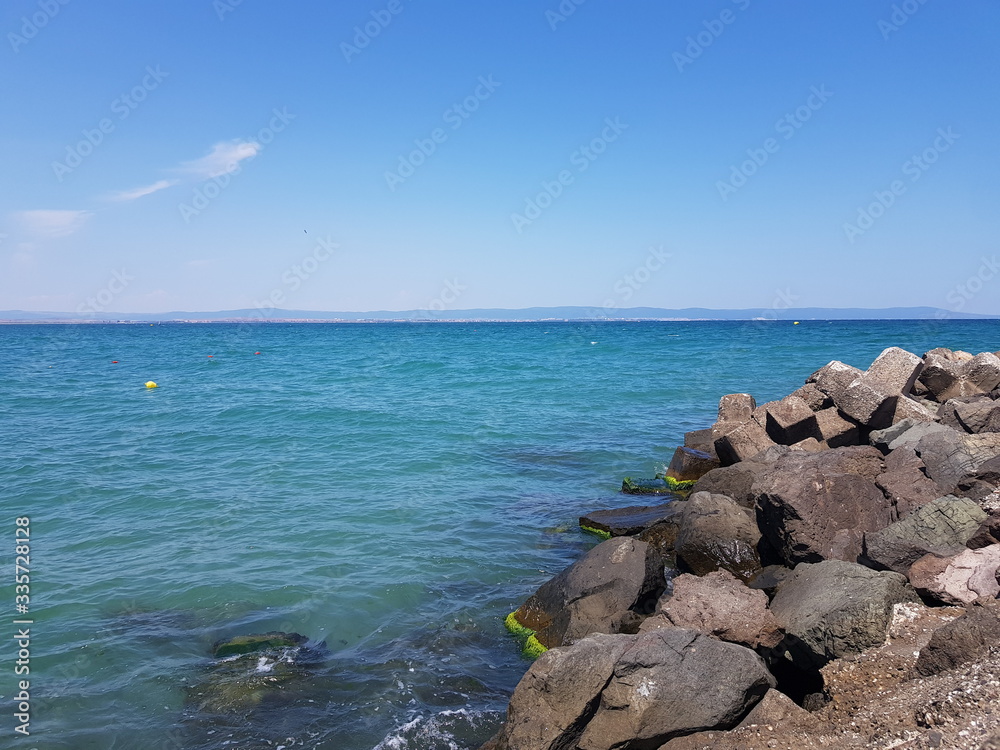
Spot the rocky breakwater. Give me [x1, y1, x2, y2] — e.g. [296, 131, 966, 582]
[488, 346, 1000, 750]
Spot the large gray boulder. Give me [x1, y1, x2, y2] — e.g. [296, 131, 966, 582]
[644, 570, 783, 649]
[577, 629, 774, 750]
[753, 446, 892, 565]
[870, 418, 955, 453]
[915, 430, 1000, 491]
[836, 378, 898, 431]
[757, 395, 820, 445]
[769, 560, 919, 669]
[489, 629, 774, 750]
[690, 452, 782, 509]
[508, 537, 665, 648]
[862, 496, 987, 574]
[674, 492, 762, 582]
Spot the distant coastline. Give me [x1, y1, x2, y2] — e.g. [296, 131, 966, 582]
[1, 306, 997, 324]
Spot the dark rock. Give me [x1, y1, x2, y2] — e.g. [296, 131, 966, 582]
[488, 632, 635, 750]
[862, 496, 987, 574]
[967, 513, 1000, 549]
[909, 545, 1000, 605]
[714, 418, 776, 466]
[580, 502, 684, 538]
[814, 407, 859, 448]
[769, 560, 919, 669]
[753, 447, 891, 565]
[920, 350, 1000, 403]
[576, 629, 774, 750]
[621, 477, 675, 496]
[915, 601, 1000, 676]
[760, 395, 821, 445]
[691, 461, 769, 509]
[747, 565, 793, 595]
[665, 446, 720, 482]
[509, 537, 666, 648]
[955, 399, 1000, 434]
[636, 518, 685, 558]
[876, 446, 951, 519]
[647, 569, 783, 649]
[675, 492, 762, 582]
[809, 360, 864, 403]
[789, 383, 832, 412]
[212, 631, 309, 659]
[938, 396, 992, 431]
[684, 428, 716, 456]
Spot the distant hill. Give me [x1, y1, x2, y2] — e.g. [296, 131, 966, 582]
[0, 306, 996, 322]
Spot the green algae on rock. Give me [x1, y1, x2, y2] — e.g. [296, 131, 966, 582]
[504, 611, 549, 659]
[212, 631, 309, 659]
[580, 524, 613, 540]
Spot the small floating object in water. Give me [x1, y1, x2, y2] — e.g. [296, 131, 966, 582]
[112, 360, 119, 364]
[145, 381, 158, 388]
[590, 341, 597, 345]
[207, 355, 213, 358]
[254, 351, 260, 355]
[793, 321, 800, 325]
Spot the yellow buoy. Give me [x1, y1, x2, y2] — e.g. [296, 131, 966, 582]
[793, 321, 800, 325]
[145, 381, 158, 388]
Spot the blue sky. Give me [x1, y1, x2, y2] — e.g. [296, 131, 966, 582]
[2, 0, 998, 315]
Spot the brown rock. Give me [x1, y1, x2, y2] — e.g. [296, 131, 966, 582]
[915, 601, 1000, 676]
[753, 446, 890, 565]
[893, 395, 939, 425]
[674, 492, 762, 582]
[876, 446, 951, 519]
[717, 393, 756, 425]
[714, 418, 776, 466]
[665, 446, 720, 482]
[760, 395, 821, 445]
[814, 407, 860, 448]
[789, 383, 832, 412]
[836, 377, 898, 431]
[652, 570, 783, 649]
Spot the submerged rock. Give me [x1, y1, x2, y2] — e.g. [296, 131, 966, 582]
[212, 631, 309, 659]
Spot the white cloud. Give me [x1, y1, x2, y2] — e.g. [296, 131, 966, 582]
[179, 139, 261, 179]
[109, 179, 179, 202]
[15, 210, 94, 239]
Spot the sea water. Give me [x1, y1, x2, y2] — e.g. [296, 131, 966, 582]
[1, 319, 998, 749]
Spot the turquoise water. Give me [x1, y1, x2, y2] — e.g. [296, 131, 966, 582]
[2, 319, 998, 749]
